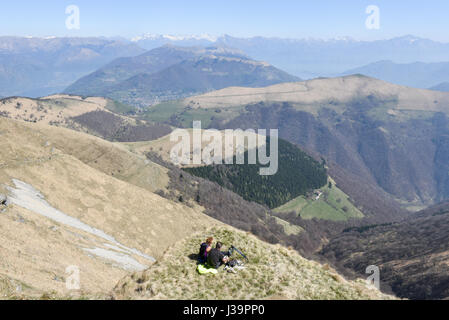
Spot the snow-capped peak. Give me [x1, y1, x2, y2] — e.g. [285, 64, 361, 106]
[131, 33, 218, 42]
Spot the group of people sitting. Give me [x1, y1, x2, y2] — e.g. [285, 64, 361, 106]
[197, 237, 242, 273]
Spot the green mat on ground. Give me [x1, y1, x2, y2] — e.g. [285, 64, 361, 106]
[197, 264, 218, 275]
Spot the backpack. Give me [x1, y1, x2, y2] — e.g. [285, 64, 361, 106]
[198, 243, 209, 263]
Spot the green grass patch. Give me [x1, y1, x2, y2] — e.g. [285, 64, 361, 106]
[105, 100, 136, 115]
[274, 179, 364, 221]
[141, 101, 243, 128]
[142, 101, 186, 123]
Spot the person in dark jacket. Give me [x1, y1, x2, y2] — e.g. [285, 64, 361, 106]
[198, 237, 213, 264]
[207, 242, 230, 269]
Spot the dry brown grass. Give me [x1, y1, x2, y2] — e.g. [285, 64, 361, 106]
[122, 129, 266, 168]
[0, 95, 110, 125]
[113, 227, 395, 300]
[182, 75, 449, 115]
[0, 117, 220, 298]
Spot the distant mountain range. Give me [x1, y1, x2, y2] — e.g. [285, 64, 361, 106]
[430, 82, 449, 92]
[0, 37, 145, 97]
[3, 35, 449, 98]
[342, 60, 449, 89]
[131, 33, 218, 49]
[4, 34, 449, 98]
[64, 45, 300, 107]
[131, 34, 449, 79]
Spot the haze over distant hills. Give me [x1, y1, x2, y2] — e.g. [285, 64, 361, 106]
[2, 35, 449, 99]
[132, 34, 449, 79]
[0, 37, 145, 98]
[342, 60, 449, 89]
[430, 82, 449, 92]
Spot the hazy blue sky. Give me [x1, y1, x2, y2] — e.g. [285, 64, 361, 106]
[1, 0, 448, 41]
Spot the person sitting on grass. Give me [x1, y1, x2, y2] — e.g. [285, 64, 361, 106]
[198, 237, 213, 264]
[207, 242, 230, 269]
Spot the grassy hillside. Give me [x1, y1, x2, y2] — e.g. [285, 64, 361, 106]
[275, 178, 364, 221]
[0, 117, 218, 298]
[184, 138, 328, 209]
[142, 75, 449, 127]
[113, 227, 394, 300]
[0, 95, 109, 125]
[0, 116, 394, 300]
[142, 100, 245, 128]
[180, 75, 449, 113]
[0, 95, 172, 142]
[122, 128, 266, 164]
[13, 117, 170, 193]
[105, 99, 137, 115]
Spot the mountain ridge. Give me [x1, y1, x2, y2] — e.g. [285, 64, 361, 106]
[342, 60, 449, 89]
[132, 34, 449, 78]
[0, 37, 145, 98]
[64, 45, 300, 107]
